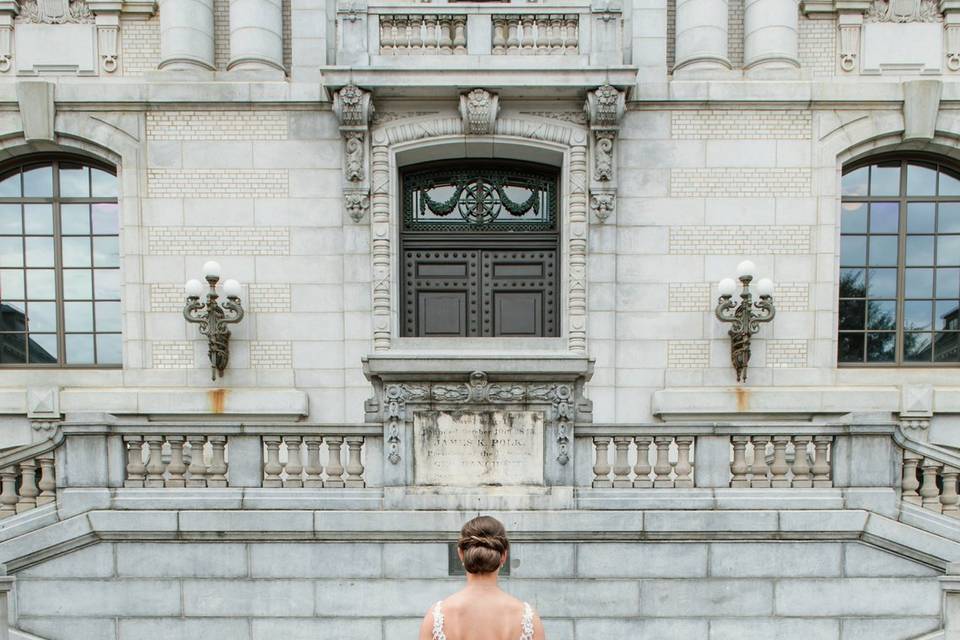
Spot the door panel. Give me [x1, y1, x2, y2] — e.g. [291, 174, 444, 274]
[403, 250, 479, 337]
[482, 250, 556, 337]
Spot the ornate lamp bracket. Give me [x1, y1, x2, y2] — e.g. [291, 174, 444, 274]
[334, 84, 374, 223]
[714, 262, 776, 383]
[584, 84, 624, 223]
[183, 262, 245, 381]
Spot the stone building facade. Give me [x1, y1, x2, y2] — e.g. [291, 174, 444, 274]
[0, 0, 959, 638]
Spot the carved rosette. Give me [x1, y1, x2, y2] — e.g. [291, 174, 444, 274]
[334, 84, 375, 223]
[459, 88, 500, 135]
[584, 84, 625, 223]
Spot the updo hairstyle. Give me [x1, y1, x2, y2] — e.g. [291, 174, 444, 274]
[458, 515, 509, 574]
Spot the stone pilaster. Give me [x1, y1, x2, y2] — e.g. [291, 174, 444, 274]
[743, 0, 801, 76]
[157, 0, 215, 71]
[674, 0, 731, 72]
[228, 0, 284, 73]
[370, 132, 390, 352]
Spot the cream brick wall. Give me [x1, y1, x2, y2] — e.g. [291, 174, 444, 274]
[728, 0, 744, 67]
[775, 283, 811, 312]
[121, 17, 160, 76]
[147, 169, 289, 198]
[799, 17, 836, 79]
[214, 0, 231, 71]
[149, 284, 185, 313]
[671, 110, 812, 140]
[249, 284, 292, 313]
[146, 112, 289, 141]
[250, 341, 293, 368]
[667, 340, 710, 368]
[152, 342, 194, 368]
[148, 227, 290, 256]
[669, 225, 811, 255]
[766, 339, 808, 368]
[669, 283, 711, 312]
[670, 168, 811, 197]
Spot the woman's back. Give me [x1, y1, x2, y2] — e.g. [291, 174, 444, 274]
[429, 589, 535, 640]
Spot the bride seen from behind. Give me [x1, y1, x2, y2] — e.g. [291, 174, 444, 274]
[418, 515, 546, 640]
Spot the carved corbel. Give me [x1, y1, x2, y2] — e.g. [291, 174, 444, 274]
[0, 0, 18, 73]
[943, 0, 960, 70]
[838, 11, 864, 72]
[584, 84, 624, 223]
[333, 84, 375, 223]
[87, 0, 122, 73]
[459, 88, 499, 135]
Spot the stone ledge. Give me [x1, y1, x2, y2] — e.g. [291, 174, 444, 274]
[652, 387, 900, 420]
[363, 352, 594, 382]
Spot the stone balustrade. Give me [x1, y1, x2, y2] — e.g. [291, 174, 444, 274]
[0, 451, 55, 518]
[901, 449, 960, 517]
[263, 435, 366, 488]
[731, 435, 834, 489]
[491, 14, 580, 55]
[591, 435, 695, 488]
[379, 15, 466, 55]
[123, 434, 228, 488]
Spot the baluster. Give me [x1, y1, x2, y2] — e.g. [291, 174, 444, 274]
[750, 436, 770, 488]
[591, 436, 612, 488]
[902, 451, 922, 505]
[653, 437, 673, 488]
[124, 435, 146, 488]
[942, 465, 960, 517]
[452, 16, 466, 54]
[812, 436, 832, 487]
[424, 15, 437, 52]
[674, 437, 694, 488]
[207, 436, 227, 487]
[770, 436, 791, 488]
[438, 15, 453, 54]
[16, 460, 38, 513]
[920, 458, 944, 513]
[564, 14, 578, 53]
[394, 17, 408, 54]
[325, 436, 346, 488]
[633, 436, 652, 488]
[36, 454, 55, 506]
[380, 16, 393, 53]
[521, 15, 534, 52]
[506, 16, 520, 53]
[535, 17, 549, 52]
[283, 436, 303, 488]
[550, 14, 563, 53]
[0, 468, 16, 518]
[186, 435, 208, 488]
[612, 437, 632, 487]
[492, 17, 506, 54]
[409, 15, 422, 52]
[790, 436, 812, 488]
[345, 436, 365, 488]
[263, 436, 283, 488]
[165, 436, 187, 488]
[730, 436, 749, 487]
[304, 436, 324, 488]
[145, 436, 166, 488]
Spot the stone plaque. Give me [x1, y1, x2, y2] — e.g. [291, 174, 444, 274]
[413, 410, 544, 486]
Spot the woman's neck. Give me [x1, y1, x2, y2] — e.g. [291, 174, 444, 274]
[464, 570, 501, 590]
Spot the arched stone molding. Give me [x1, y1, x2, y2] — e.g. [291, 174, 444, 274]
[0, 110, 146, 377]
[367, 112, 590, 354]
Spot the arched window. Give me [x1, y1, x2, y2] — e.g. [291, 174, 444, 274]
[0, 157, 120, 366]
[839, 156, 960, 365]
[400, 160, 559, 337]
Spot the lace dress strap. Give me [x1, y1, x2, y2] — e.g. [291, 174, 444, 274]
[432, 601, 447, 640]
[519, 602, 534, 640]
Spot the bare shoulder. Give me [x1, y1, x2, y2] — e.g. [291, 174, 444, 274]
[417, 603, 436, 640]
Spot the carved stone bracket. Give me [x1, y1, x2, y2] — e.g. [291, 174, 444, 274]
[584, 84, 625, 223]
[333, 84, 375, 223]
[459, 88, 500, 135]
[943, 0, 960, 70]
[87, 0, 122, 73]
[0, 0, 17, 73]
[838, 11, 864, 72]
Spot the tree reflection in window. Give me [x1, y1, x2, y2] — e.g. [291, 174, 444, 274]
[839, 158, 960, 364]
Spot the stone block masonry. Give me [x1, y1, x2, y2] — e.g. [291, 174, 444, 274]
[250, 341, 293, 368]
[766, 340, 808, 368]
[148, 227, 290, 256]
[667, 340, 710, 368]
[670, 168, 811, 198]
[146, 112, 288, 141]
[120, 17, 161, 76]
[671, 110, 812, 140]
[151, 342, 193, 368]
[669, 283, 711, 312]
[249, 284, 292, 313]
[147, 169, 289, 198]
[669, 226, 811, 255]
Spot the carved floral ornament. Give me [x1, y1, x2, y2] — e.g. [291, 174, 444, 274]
[459, 88, 500, 136]
[20, 0, 93, 23]
[584, 84, 625, 222]
[334, 84, 375, 223]
[865, 0, 942, 22]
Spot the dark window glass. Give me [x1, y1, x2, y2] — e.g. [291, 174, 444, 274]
[840, 158, 960, 364]
[0, 158, 120, 367]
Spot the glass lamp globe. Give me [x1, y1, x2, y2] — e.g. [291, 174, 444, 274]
[202, 260, 222, 280]
[223, 279, 242, 299]
[718, 278, 737, 297]
[736, 260, 756, 279]
[755, 278, 775, 298]
[185, 279, 204, 298]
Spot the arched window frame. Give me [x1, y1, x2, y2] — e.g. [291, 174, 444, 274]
[839, 153, 960, 366]
[0, 154, 121, 368]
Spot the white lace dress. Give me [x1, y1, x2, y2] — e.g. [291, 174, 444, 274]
[432, 600, 535, 640]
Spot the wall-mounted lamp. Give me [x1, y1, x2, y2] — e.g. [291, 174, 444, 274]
[183, 261, 245, 381]
[715, 260, 776, 383]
